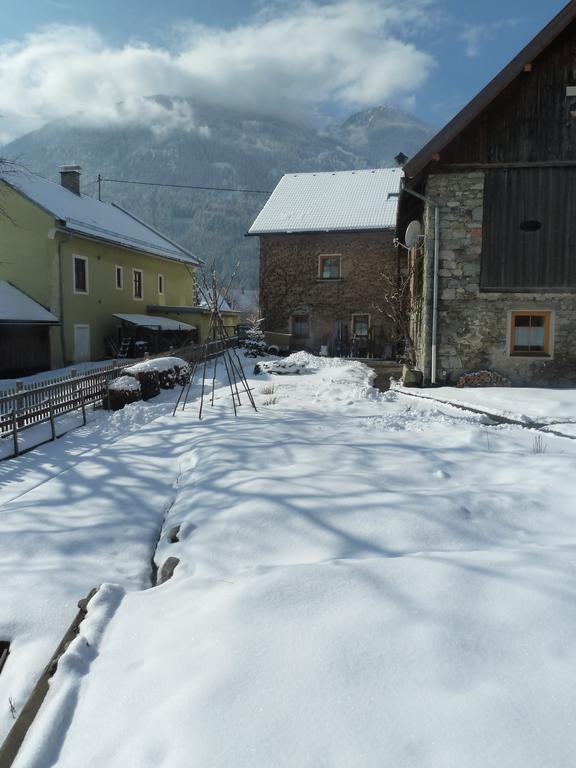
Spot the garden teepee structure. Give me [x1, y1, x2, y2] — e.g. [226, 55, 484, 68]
[172, 262, 257, 419]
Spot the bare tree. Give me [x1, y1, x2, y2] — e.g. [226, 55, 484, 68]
[373, 247, 423, 369]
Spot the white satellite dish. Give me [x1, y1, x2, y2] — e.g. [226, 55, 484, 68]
[405, 220, 423, 248]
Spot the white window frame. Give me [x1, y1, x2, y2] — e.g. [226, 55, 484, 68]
[72, 254, 89, 295]
[115, 265, 124, 290]
[351, 313, 370, 337]
[132, 268, 144, 301]
[507, 309, 555, 359]
[158, 273, 164, 296]
[318, 253, 342, 280]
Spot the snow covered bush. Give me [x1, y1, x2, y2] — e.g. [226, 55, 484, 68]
[244, 317, 267, 358]
[123, 357, 190, 394]
[122, 363, 160, 400]
[106, 375, 142, 411]
[254, 359, 307, 375]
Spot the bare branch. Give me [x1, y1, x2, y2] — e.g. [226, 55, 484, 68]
[372, 247, 423, 369]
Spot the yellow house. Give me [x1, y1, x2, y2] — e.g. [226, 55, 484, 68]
[0, 166, 236, 376]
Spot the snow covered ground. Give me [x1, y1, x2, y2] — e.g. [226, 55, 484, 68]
[3, 354, 576, 767]
[395, 383, 576, 428]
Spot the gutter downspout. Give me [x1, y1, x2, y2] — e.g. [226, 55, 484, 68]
[431, 205, 440, 384]
[402, 185, 441, 385]
[56, 231, 72, 364]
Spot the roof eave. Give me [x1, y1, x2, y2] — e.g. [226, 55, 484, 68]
[0, 319, 60, 325]
[247, 226, 395, 236]
[404, 0, 576, 180]
[61, 224, 202, 266]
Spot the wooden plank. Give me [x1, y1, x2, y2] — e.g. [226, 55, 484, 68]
[481, 166, 576, 290]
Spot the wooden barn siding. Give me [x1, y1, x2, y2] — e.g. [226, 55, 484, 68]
[480, 167, 576, 290]
[441, 21, 576, 165]
[0, 326, 51, 377]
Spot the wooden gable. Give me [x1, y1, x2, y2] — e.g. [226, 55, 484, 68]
[440, 21, 576, 166]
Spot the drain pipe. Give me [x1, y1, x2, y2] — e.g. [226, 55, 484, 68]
[431, 205, 440, 384]
[402, 185, 441, 385]
[57, 231, 72, 364]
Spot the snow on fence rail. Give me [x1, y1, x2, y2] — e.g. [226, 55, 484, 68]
[0, 338, 238, 459]
[0, 362, 125, 458]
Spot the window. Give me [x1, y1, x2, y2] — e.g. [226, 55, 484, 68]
[158, 274, 164, 295]
[73, 255, 88, 294]
[292, 315, 310, 338]
[133, 269, 143, 300]
[352, 314, 370, 337]
[115, 266, 123, 290]
[319, 254, 341, 279]
[510, 311, 551, 356]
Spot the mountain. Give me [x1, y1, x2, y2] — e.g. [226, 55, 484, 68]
[325, 106, 434, 167]
[1, 101, 434, 287]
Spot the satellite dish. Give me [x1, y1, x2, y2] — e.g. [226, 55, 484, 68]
[405, 220, 423, 248]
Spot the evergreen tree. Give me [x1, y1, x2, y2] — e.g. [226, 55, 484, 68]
[244, 316, 267, 357]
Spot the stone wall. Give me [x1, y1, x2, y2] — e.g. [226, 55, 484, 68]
[259, 231, 397, 355]
[419, 172, 576, 386]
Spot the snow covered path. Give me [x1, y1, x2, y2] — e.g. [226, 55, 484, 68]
[394, 383, 576, 432]
[4, 357, 576, 767]
[0, 390, 200, 745]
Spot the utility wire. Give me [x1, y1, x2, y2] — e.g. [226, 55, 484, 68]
[97, 176, 271, 195]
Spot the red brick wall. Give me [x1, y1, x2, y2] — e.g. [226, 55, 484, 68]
[259, 231, 397, 355]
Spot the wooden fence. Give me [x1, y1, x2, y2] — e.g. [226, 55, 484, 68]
[0, 339, 237, 460]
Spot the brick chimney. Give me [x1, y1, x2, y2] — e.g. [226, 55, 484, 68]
[59, 165, 82, 195]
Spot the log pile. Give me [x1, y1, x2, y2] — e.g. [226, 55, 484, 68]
[456, 370, 509, 388]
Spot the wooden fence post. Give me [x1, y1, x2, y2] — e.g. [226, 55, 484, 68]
[47, 398, 56, 442]
[15, 382, 24, 429]
[11, 410, 18, 457]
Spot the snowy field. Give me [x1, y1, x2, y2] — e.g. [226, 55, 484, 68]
[2, 354, 576, 767]
[396, 383, 576, 427]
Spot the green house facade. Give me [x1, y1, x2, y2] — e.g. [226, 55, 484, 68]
[0, 166, 235, 376]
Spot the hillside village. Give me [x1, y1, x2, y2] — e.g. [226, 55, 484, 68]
[1, 2, 576, 767]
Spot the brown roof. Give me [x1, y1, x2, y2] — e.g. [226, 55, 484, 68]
[404, 0, 576, 179]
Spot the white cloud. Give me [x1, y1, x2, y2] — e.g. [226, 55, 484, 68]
[0, 0, 435, 143]
[459, 18, 518, 58]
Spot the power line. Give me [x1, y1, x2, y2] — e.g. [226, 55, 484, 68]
[98, 176, 271, 195]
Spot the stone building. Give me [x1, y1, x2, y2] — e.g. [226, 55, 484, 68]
[398, 2, 576, 386]
[249, 169, 402, 357]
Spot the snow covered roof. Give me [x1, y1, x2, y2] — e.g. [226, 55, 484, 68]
[113, 314, 196, 331]
[0, 281, 59, 324]
[3, 171, 200, 266]
[228, 288, 259, 311]
[248, 168, 402, 234]
[197, 294, 233, 312]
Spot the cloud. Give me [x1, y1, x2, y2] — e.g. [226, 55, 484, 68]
[459, 18, 518, 58]
[0, 0, 435, 143]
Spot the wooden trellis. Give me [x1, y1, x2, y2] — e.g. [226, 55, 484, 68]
[173, 263, 257, 418]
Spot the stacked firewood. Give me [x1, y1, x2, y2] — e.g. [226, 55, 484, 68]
[456, 370, 509, 388]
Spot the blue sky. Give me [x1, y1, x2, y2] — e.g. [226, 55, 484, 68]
[0, 0, 568, 144]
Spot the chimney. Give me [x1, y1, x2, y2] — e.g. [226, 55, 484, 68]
[59, 165, 82, 195]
